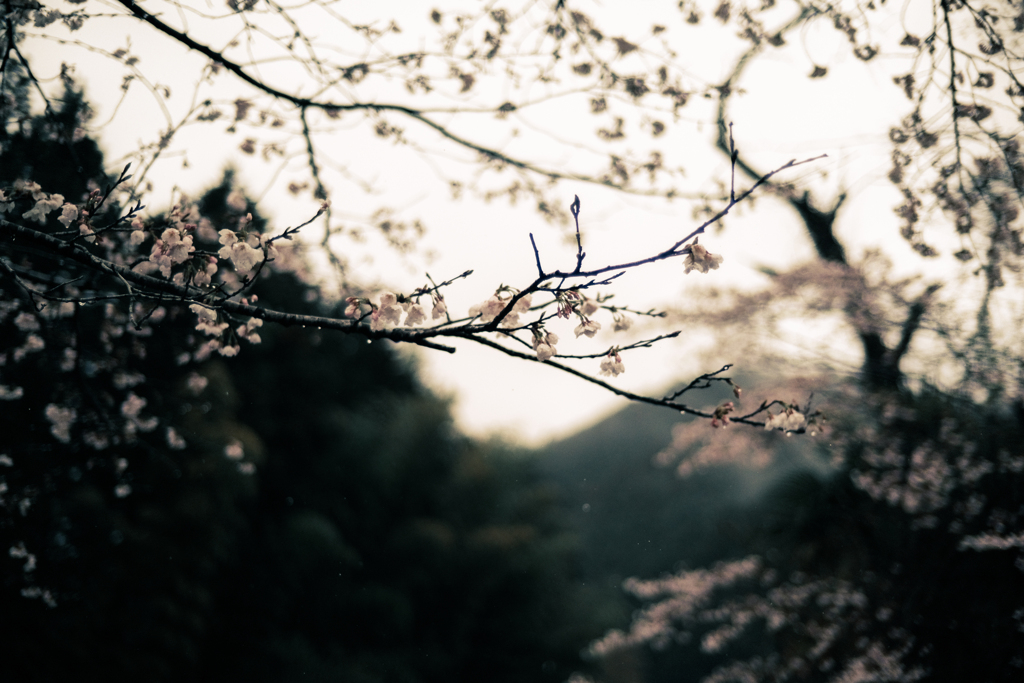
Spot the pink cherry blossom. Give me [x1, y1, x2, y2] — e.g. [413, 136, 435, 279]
[13, 312, 39, 332]
[711, 401, 735, 428]
[149, 228, 195, 277]
[556, 290, 582, 319]
[404, 303, 427, 327]
[192, 257, 218, 287]
[468, 295, 506, 323]
[371, 292, 404, 330]
[190, 304, 228, 336]
[186, 372, 208, 395]
[13, 179, 44, 199]
[229, 242, 262, 273]
[166, 427, 187, 450]
[120, 393, 146, 419]
[501, 293, 532, 327]
[225, 439, 244, 460]
[344, 297, 364, 318]
[599, 351, 625, 377]
[0, 385, 24, 400]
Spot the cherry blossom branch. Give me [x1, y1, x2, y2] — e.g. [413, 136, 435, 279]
[941, 2, 964, 175]
[462, 333, 773, 427]
[111, 0, 704, 200]
[0, 251, 38, 305]
[1, 204, 780, 428]
[486, 153, 824, 334]
[0, 8, 15, 88]
[0, 217, 459, 352]
[570, 195, 584, 273]
[1, 111, 820, 431]
[552, 331, 682, 359]
[9, 33, 52, 116]
[522, 154, 825, 290]
[663, 364, 737, 402]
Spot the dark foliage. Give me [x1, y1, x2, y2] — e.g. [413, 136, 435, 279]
[0, 91, 602, 683]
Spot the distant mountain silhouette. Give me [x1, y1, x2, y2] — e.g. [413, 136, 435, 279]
[537, 378, 824, 581]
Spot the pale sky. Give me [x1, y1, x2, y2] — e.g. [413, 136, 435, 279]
[24, 0, 945, 445]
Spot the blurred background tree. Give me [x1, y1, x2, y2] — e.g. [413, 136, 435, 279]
[575, 1, 1024, 680]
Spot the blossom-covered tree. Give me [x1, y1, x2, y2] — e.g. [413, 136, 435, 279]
[583, 0, 1024, 680]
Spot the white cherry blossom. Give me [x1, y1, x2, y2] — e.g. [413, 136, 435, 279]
[22, 193, 64, 223]
[532, 331, 558, 361]
[683, 241, 724, 274]
[57, 203, 79, 228]
[574, 319, 601, 338]
[218, 229, 262, 273]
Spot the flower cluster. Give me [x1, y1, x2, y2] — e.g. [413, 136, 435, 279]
[191, 304, 228, 336]
[764, 406, 806, 432]
[599, 350, 625, 377]
[532, 330, 559, 361]
[1, 181, 82, 231]
[561, 293, 602, 338]
[236, 316, 263, 344]
[23, 193, 65, 224]
[190, 257, 219, 287]
[588, 557, 763, 657]
[682, 239, 724, 274]
[120, 392, 159, 437]
[345, 292, 442, 331]
[44, 404, 76, 444]
[711, 401, 734, 428]
[574, 318, 601, 338]
[218, 219, 273, 274]
[189, 303, 246, 357]
[555, 289, 583, 319]
[149, 228, 195, 277]
[654, 419, 776, 478]
[469, 290, 533, 328]
[371, 293, 405, 330]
